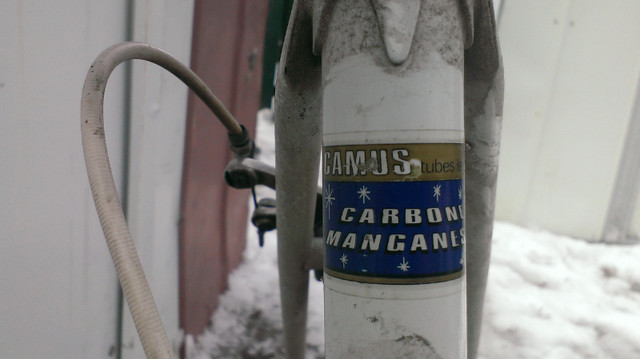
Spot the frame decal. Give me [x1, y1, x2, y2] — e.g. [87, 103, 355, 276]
[323, 143, 464, 284]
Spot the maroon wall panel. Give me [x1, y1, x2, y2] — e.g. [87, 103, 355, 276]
[223, 1, 271, 273]
[179, 0, 269, 336]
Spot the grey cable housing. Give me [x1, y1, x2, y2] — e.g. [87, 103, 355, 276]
[81, 42, 241, 359]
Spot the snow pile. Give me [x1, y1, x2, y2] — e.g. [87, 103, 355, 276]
[188, 111, 640, 358]
[479, 223, 640, 359]
[186, 228, 326, 359]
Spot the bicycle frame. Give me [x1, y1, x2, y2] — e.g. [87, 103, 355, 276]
[81, 1, 501, 358]
[273, 1, 502, 358]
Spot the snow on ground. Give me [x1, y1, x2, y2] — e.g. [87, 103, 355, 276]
[187, 111, 640, 359]
[479, 223, 640, 359]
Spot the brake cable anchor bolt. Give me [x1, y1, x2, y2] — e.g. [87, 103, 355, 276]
[251, 198, 277, 247]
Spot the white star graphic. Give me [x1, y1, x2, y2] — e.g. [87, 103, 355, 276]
[339, 253, 348, 268]
[458, 186, 463, 200]
[433, 185, 442, 202]
[357, 185, 371, 204]
[397, 257, 410, 272]
[324, 185, 335, 219]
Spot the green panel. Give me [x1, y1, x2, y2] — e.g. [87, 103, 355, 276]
[260, 0, 294, 108]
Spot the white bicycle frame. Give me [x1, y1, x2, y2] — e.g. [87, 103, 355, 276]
[81, 1, 502, 358]
[273, 1, 502, 358]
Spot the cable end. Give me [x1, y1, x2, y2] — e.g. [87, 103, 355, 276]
[228, 125, 255, 158]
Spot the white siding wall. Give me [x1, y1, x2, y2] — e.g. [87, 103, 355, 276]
[122, 0, 194, 357]
[632, 193, 640, 239]
[0, 1, 193, 357]
[0, 1, 128, 357]
[495, 0, 640, 241]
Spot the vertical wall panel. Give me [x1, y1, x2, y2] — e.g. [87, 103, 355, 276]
[494, 0, 571, 226]
[121, 1, 195, 358]
[0, 1, 128, 357]
[631, 195, 640, 240]
[223, 1, 271, 273]
[496, 0, 640, 240]
[179, 0, 244, 338]
[179, 0, 269, 337]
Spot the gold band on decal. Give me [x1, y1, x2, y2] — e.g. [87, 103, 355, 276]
[324, 268, 463, 285]
[323, 143, 463, 182]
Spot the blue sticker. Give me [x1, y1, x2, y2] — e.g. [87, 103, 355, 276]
[323, 179, 464, 284]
